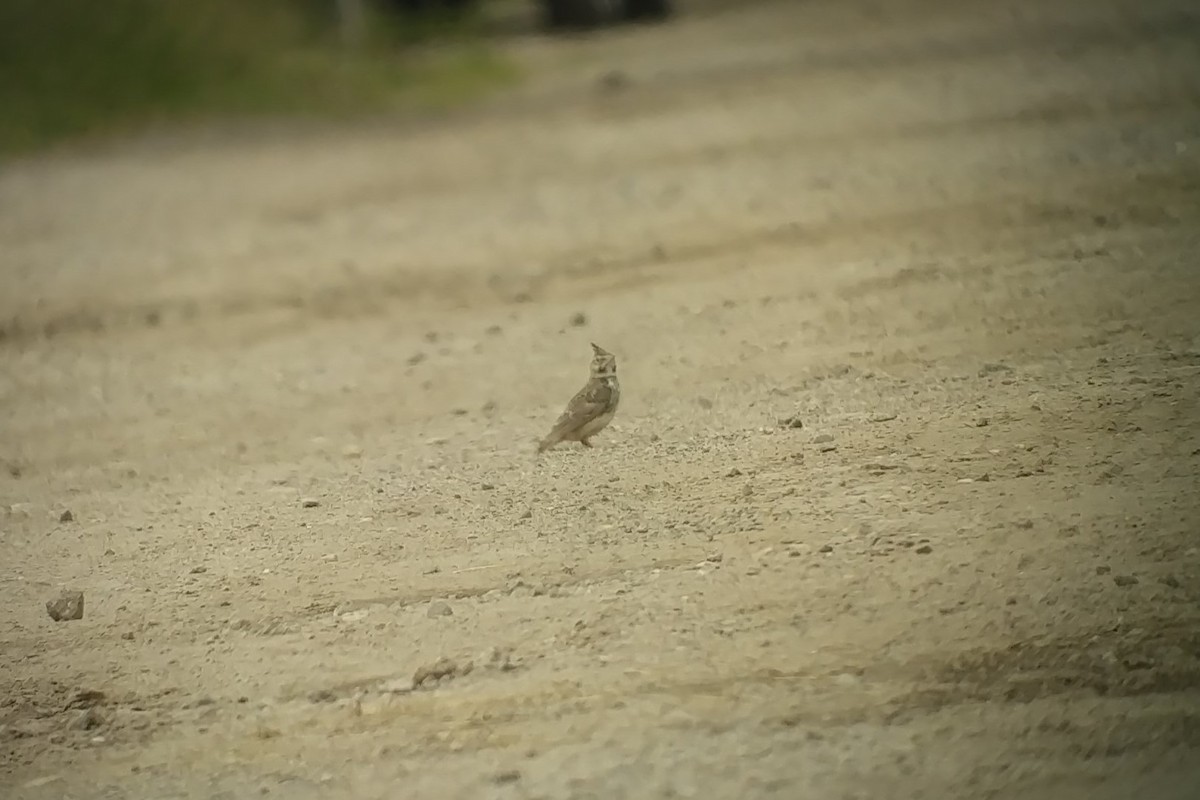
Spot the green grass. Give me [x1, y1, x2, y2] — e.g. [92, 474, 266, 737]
[0, 0, 518, 155]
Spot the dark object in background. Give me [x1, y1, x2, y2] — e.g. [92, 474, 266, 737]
[383, 0, 475, 12]
[542, 0, 672, 29]
[378, 0, 673, 30]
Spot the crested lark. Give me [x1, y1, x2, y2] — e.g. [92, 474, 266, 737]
[536, 343, 621, 453]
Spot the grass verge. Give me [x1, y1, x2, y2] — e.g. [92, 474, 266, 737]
[0, 0, 519, 156]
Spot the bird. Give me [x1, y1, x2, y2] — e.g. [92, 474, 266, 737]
[536, 342, 621, 453]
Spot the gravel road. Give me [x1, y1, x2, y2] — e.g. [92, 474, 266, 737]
[3, 0, 1200, 797]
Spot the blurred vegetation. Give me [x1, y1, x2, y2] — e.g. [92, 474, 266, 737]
[0, 0, 517, 155]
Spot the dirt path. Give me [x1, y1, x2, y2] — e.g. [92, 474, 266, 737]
[3, 0, 1200, 797]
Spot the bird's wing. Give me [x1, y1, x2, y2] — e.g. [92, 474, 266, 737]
[547, 381, 612, 437]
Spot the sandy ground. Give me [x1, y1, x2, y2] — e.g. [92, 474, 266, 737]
[3, 0, 1200, 797]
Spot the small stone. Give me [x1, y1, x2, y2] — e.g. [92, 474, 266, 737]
[308, 689, 337, 703]
[407, 352, 427, 366]
[341, 445, 363, 459]
[974, 418, 989, 427]
[321, 553, 339, 562]
[66, 689, 106, 709]
[724, 468, 742, 478]
[59, 509, 74, 523]
[569, 312, 588, 327]
[1095, 565, 1112, 575]
[71, 708, 104, 731]
[46, 590, 85, 621]
[121, 632, 135, 641]
[481, 483, 495, 490]
[818, 444, 837, 453]
[978, 362, 1013, 377]
[598, 70, 629, 92]
[494, 769, 522, 785]
[301, 498, 320, 508]
[976, 473, 991, 482]
[427, 601, 454, 618]
[189, 565, 207, 574]
[380, 678, 414, 694]
[1159, 575, 1181, 589]
[812, 433, 834, 444]
[519, 509, 532, 520]
[915, 545, 933, 555]
[818, 544, 833, 554]
[413, 657, 459, 688]
[1113, 574, 1138, 587]
[868, 413, 898, 423]
[780, 415, 804, 429]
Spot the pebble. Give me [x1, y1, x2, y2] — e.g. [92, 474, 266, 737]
[978, 362, 1013, 376]
[569, 312, 588, 327]
[779, 415, 804, 429]
[812, 433, 834, 444]
[1095, 565, 1112, 575]
[494, 769, 522, 785]
[1113, 574, 1139, 587]
[427, 601, 454, 618]
[818, 544, 833, 554]
[46, 590, 85, 621]
[189, 565, 207, 574]
[380, 678, 414, 694]
[597, 70, 630, 92]
[301, 498, 320, 508]
[71, 708, 104, 731]
[915, 545, 933, 555]
[818, 444, 837, 453]
[308, 689, 337, 703]
[59, 509, 74, 523]
[413, 657, 461, 689]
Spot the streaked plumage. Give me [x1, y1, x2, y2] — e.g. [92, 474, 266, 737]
[536, 343, 621, 453]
